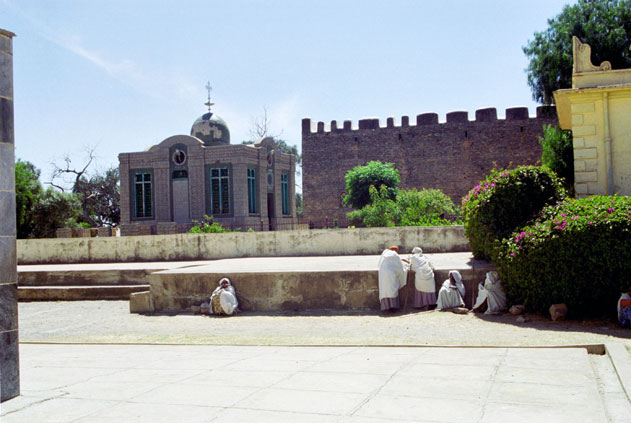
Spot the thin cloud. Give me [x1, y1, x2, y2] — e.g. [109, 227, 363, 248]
[8, 1, 196, 100]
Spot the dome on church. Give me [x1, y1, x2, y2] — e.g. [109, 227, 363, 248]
[191, 112, 231, 146]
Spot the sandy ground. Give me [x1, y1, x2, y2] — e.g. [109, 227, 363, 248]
[19, 301, 631, 347]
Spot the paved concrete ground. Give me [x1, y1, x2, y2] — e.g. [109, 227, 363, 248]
[2, 344, 630, 422]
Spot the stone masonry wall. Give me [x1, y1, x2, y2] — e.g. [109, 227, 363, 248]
[0, 28, 19, 402]
[302, 106, 557, 224]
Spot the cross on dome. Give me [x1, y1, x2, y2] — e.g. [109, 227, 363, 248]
[204, 81, 215, 113]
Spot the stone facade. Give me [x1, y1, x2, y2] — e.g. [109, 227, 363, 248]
[302, 106, 557, 224]
[119, 113, 297, 235]
[0, 28, 19, 402]
[554, 37, 631, 197]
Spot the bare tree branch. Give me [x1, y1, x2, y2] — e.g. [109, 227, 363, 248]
[247, 106, 283, 141]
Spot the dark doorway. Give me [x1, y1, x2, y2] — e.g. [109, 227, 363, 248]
[267, 193, 275, 230]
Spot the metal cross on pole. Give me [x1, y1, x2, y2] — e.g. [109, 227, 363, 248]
[204, 81, 214, 112]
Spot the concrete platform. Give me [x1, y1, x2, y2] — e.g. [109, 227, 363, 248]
[17, 254, 492, 310]
[2, 344, 629, 422]
[147, 253, 493, 312]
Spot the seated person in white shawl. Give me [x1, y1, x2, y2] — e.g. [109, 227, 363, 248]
[210, 277, 239, 315]
[409, 247, 436, 309]
[473, 271, 507, 315]
[436, 270, 465, 310]
[378, 246, 407, 311]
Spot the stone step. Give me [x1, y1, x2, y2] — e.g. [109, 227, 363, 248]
[18, 285, 150, 301]
[17, 266, 171, 287]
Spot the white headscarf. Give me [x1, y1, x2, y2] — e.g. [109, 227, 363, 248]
[447, 270, 465, 298]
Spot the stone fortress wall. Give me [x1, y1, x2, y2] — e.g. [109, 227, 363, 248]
[302, 106, 558, 224]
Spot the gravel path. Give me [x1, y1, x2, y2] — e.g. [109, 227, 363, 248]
[20, 301, 631, 346]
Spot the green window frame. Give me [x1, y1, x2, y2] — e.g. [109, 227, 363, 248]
[281, 172, 290, 215]
[209, 167, 231, 215]
[247, 167, 257, 214]
[134, 171, 153, 218]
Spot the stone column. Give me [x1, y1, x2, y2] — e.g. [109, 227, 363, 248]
[0, 28, 19, 402]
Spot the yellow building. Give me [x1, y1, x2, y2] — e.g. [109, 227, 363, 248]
[554, 36, 631, 196]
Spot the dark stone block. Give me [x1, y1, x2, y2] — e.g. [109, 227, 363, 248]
[0, 283, 17, 331]
[301, 118, 312, 134]
[475, 108, 497, 122]
[317, 122, 325, 133]
[0, 191, 15, 236]
[0, 142, 14, 191]
[386, 117, 394, 128]
[401, 116, 409, 127]
[0, 237, 16, 284]
[537, 105, 556, 118]
[343, 120, 352, 130]
[506, 107, 529, 120]
[446, 111, 469, 123]
[417, 113, 438, 125]
[358, 119, 380, 130]
[0, 98, 14, 144]
[0, 330, 20, 402]
[330, 120, 338, 131]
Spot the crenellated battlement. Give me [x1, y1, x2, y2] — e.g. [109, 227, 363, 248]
[302, 106, 556, 134]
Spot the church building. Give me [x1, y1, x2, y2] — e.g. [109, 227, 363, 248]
[118, 94, 297, 235]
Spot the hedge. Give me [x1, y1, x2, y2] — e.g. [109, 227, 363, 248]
[494, 195, 631, 316]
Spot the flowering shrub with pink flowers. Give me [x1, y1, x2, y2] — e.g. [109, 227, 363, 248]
[462, 166, 567, 260]
[495, 195, 631, 316]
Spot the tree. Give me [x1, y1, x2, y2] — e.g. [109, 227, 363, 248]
[523, 0, 631, 104]
[15, 159, 81, 238]
[295, 192, 303, 218]
[30, 188, 81, 239]
[14, 160, 43, 238]
[49, 147, 120, 227]
[343, 161, 400, 210]
[539, 124, 574, 191]
[77, 167, 121, 227]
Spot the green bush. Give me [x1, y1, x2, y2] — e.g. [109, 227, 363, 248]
[462, 166, 567, 260]
[188, 215, 233, 233]
[495, 195, 631, 316]
[347, 186, 459, 227]
[343, 161, 400, 209]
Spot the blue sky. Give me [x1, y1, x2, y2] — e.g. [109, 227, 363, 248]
[3, 0, 573, 190]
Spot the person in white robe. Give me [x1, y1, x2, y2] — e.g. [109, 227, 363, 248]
[473, 271, 507, 315]
[210, 277, 239, 315]
[378, 246, 407, 311]
[409, 247, 436, 309]
[436, 270, 465, 310]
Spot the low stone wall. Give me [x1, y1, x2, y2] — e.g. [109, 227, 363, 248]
[142, 266, 491, 313]
[18, 226, 469, 265]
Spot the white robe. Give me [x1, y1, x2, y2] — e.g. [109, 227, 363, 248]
[436, 271, 465, 310]
[378, 249, 407, 300]
[210, 280, 238, 315]
[473, 271, 507, 315]
[409, 253, 435, 293]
